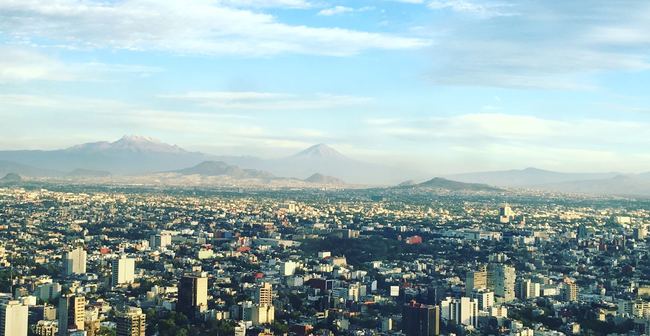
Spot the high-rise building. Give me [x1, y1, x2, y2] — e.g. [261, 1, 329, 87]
[58, 294, 85, 336]
[465, 265, 487, 296]
[34, 320, 58, 336]
[488, 263, 516, 302]
[177, 274, 208, 318]
[470, 289, 494, 311]
[440, 297, 478, 328]
[251, 304, 275, 326]
[256, 283, 273, 306]
[0, 299, 28, 336]
[498, 203, 514, 224]
[150, 232, 172, 250]
[562, 278, 578, 302]
[64, 247, 87, 276]
[518, 279, 540, 300]
[112, 256, 136, 287]
[116, 307, 146, 336]
[402, 301, 440, 336]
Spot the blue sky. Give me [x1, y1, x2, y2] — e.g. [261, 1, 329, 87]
[1, 0, 649, 174]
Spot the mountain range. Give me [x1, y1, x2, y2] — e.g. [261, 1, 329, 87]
[0, 136, 423, 185]
[0, 136, 648, 196]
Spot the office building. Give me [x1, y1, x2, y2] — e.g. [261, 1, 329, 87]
[64, 247, 86, 276]
[34, 320, 58, 336]
[488, 263, 516, 302]
[440, 297, 478, 328]
[177, 273, 208, 318]
[402, 301, 440, 336]
[116, 307, 146, 336]
[112, 256, 136, 286]
[465, 265, 487, 296]
[0, 299, 28, 336]
[58, 294, 85, 336]
[256, 283, 273, 306]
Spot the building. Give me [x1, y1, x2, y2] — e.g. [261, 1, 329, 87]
[64, 247, 87, 276]
[402, 301, 440, 336]
[116, 307, 146, 336]
[150, 232, 172, 249]
[562, 278, 578, 302]
[518, 279, 541, 300]
[58, 294, 85, 336]
[112, 256, 136, 286]
[256, 283, 273, 306]
[498, 204, 514, 224]
[0, 300, 28, 336]
[177, 273, 208, 318]
[34, 320, 58, 336]
[465, 265, 487, 296]
[470, 289, 494, 311]
[440, 297, 478, 328]
[251, 304, 275, 326]
[488, 263, 516, 302]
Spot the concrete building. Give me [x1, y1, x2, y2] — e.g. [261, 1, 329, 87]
[58, 294, 85, 336]
[440, 297, 478, 328]
[402, 301, 440, 336]
[64, 247, 86, 276]
[112, 256, 136, 286]
[488, 263, 516, 302]
[465, 265, 487, 296]
[177, 273, 208, 318]
[0, 299, 28, 336]
[116, 307, 146, 336]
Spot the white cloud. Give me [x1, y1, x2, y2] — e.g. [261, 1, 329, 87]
[424, 1, 650, 89]
[426, 0, 514, 17]
[216, 0, 313, 9]
[318, 6, 355, 16]
[160, 91, 372, 110]
[0, 47, 160, 83]
[0, 0, 429, 56]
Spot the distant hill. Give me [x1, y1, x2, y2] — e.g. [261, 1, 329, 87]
[0, 160, 60, 177]
[215, 143, 428, 185]
[541, 173, 650, 196]
[67, 168, 111, 177]
[394, 177, 502, 192]
[175, 161, 274, 179]
[0, 173, 22, 183]
[0, 135, 209, 175]
[304, 173, 345, 185]
[448, 167, 619, 187]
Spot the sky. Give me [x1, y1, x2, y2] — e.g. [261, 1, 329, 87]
[1, 0, 650, 174]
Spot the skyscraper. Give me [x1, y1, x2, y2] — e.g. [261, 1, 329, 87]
[112, 256, 136, 287]
[488, 263, 516, 302]
[465, 265, 487, 296]
[58, 294, 85, 336]
[402, 301, 440, 336]
[0, 299, 28, 336]
[256, 283, 273, 306]
[64, 247, 87, 276]
[116, 307, 146, 336]
[177, 273, 208, 318]
[440, 297, 478, 328]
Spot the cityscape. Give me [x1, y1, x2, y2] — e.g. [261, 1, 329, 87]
[2, 1, 650, 336]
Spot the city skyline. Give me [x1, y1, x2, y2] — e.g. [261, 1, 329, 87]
[2, 0, 650, 174]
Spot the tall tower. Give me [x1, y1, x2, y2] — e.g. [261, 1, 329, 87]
[402, 301, 440, 336]
[112, 256, 135, 287]
[0, 300, 28, 336]
[116, 307, 146, 336]
[58, 294, 85, 336]
[64, 247, 87, 276]
[177, 274, 208, 318]
[465, 265, 487, 296]
[256, 283, 273, 306]
[440, 297, 478, 328]
[487, 264, 516, 302]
